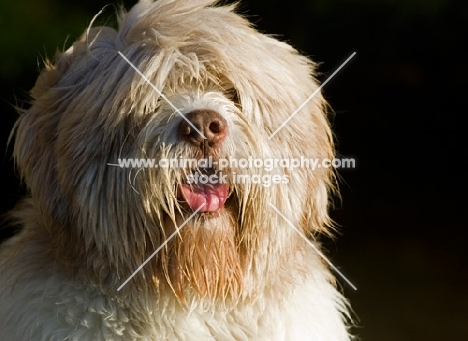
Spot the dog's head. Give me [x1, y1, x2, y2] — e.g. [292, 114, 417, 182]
[14, 0, 335, 301]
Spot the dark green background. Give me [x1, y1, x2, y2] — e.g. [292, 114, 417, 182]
[1, 0, 466, 340]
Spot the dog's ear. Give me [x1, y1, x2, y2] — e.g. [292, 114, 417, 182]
[12, 22, 160, 271]
[13, 54, 69, 232]
[13, 24, 123, 224]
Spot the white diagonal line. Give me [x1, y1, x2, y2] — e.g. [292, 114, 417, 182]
[269, 203, 357, 290]
[117, 51, 206, 139]
[269, 52, 356, 139]
[117, 203, 206, 291]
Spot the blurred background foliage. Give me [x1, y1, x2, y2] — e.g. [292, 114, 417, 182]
[1, 0, 466, 340]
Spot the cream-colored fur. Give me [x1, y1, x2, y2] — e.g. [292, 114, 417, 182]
[0, 0, 353, 339]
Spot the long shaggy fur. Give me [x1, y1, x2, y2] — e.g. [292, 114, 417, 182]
[0, 0, 353, 339]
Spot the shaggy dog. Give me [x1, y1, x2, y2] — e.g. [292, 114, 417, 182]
[0, 0, 353, 339]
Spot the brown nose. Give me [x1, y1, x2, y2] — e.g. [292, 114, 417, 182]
[178, 109, 227, 147]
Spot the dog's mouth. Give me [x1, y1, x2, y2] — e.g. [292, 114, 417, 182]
[177, 168, 230, 213]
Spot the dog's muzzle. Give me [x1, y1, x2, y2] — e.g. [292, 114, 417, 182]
[177, 109, 230, 213]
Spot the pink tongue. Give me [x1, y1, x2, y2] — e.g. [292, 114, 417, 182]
[180, 184, 229, 213]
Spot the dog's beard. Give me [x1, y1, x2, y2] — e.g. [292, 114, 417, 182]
[159, 207, 243, 301]
[145, 158, 246, 301]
